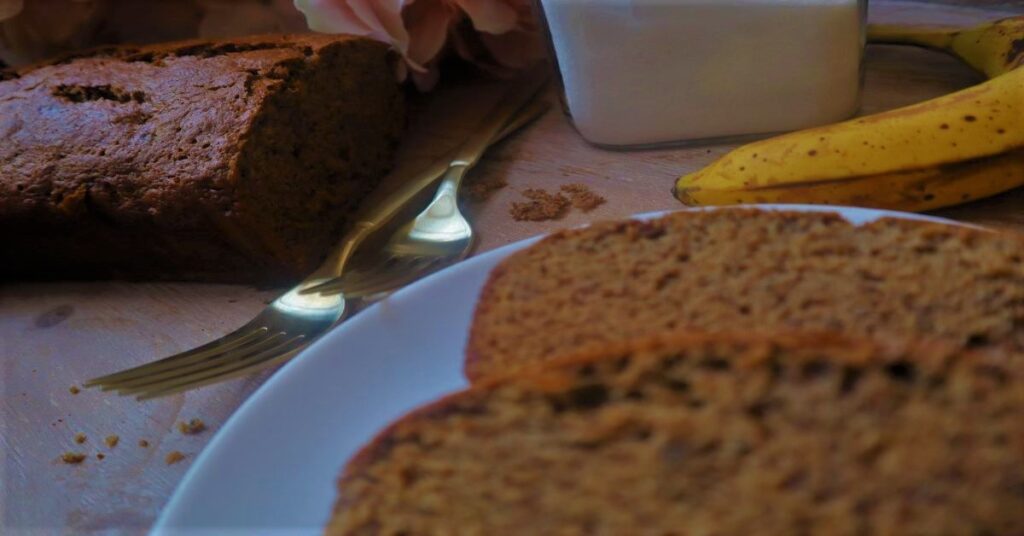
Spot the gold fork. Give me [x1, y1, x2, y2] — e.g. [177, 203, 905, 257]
[306, 96, 550, 297]
[84, 76, 548, 399]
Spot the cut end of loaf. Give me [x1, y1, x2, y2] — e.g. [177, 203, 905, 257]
[235, 37, 405, 280]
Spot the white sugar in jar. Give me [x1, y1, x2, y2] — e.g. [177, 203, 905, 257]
[536, 0, 867, 148]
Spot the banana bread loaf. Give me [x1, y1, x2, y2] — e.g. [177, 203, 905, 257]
[330, 333, 1024, 535]
[467, 209, 1024, 380]
[0, 34, 404, 282]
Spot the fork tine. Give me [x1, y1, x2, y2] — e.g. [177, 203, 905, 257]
[300, 256, 401, 295]
[84, 326, 269, 387]
[108, 331, 287, 393]
[299, 268, 383, 297]
[135, 342, 305, 400]
[326, 261, 405, 289]
[132, 336, 307, 400]
[316, 258, 440, 297]
[94, 328, 273, 390]
[344, 258, 442, 297]
[298, 272, 359, 296]
[312, 276, 387, 298]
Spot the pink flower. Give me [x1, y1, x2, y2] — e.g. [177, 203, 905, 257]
[294, 0, 543, 90]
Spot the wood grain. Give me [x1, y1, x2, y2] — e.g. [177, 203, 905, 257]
[2, 1, 1021, 533]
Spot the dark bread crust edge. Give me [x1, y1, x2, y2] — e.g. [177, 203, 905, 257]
[3, 33, 386, 77]
[338, 328, 1011, 530]
[462, 209, 1019, 382]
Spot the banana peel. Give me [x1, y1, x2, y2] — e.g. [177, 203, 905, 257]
[674, 17, 1024, 212]
[869, 17, 1024, 77]
[677, 149, 1024, 213]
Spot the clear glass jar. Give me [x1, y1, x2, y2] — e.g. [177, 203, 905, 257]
[534, 0, 868, 149]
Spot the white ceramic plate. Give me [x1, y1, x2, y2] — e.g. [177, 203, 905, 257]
[152, 205, 968, 535]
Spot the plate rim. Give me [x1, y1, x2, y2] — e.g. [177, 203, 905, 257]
[152, 204, 973, 533]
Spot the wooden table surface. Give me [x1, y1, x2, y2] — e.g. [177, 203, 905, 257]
[3, 1, 1022, 533]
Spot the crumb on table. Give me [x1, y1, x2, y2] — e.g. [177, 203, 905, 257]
[165, 451, 186, 465]
[510, 188, 570, 222]
[73, 433, 86, 444]
[464, 175, 508, 202]
[68, 385, 80, 395]
[104, 435, 119, 448]
[560, 183, 606, 212]
[61, 452, 86, 464]
[177, 418, 206, 435]
[96, 453, 105, 460]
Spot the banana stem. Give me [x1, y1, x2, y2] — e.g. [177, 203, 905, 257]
[867, 23, 957, 50]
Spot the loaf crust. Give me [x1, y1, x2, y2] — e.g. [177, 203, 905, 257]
[0, 34, 404, 282]
[466, 209, 1024, 380]
[331, 331, 1024, 535]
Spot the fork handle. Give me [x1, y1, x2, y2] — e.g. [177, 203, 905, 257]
[433, 163, 469, 204]
[309, 164, 466, 282]
[301, 74, 549, 289]
[305, 221, 376, 282]
[348, 70, 547, 232]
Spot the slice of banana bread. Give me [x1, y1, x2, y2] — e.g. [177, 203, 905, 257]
[330, 333, 1024, 535]
[467, 209, 1024, 380]
[0, 34, 404, 283]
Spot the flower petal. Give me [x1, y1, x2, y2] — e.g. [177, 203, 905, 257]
[294, 0, 375, 36]
[347, 0, 410, 49]
[410, 62, 440, 90]
[403, 0, 453, 66]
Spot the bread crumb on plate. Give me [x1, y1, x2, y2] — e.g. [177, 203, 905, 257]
[178, 418, 206, 435]
[61, 452, 86, 464]
[165, 451, 186, 465]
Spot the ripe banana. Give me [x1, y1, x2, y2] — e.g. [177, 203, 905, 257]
[674, 17, 1024, 212]
[680, 150, 1024, 212]
[869, 17, 1024, 77]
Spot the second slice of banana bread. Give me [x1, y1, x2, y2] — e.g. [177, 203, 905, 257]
[467, 209, 1024, 380]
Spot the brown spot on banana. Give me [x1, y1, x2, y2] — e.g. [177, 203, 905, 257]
[1010, 38, 1024, 67]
